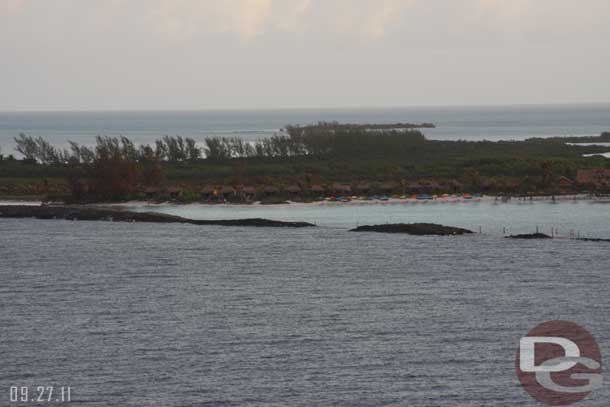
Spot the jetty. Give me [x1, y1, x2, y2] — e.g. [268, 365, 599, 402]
[506, 233, 552, 239]
[350, 223, 473, 236]
[0, 205, 315, 228]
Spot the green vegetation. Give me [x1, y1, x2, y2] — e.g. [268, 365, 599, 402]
[1, 123, 609, 202]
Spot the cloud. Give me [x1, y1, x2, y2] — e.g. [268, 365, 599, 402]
[361, 0, 414, 39]
[0, 0, 25, 15]
[6, 0, 610, 46]
[236, 0, 272, 39]
[140, 0, 419, 42]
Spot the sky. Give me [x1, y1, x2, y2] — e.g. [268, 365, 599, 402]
[1, 0, 610, 111]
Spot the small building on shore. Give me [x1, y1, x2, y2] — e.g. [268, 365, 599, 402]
[240, 186, 257, 201]
[406, 182, 423, 194]
[220, 185, 236, 200]
[446, 179, 463, 193]
[263, 186, 280, 196]
[201, 185, 215, 201]
[577, 169, 610, 189]
[309, 184, 325, 198]
[285, 185, 302, 198]
[332, 183, 352, 196]
[165, 186, 182, 200]
[355, 182, 371, 195]
[558, 176, 575, 193]
[379, 181, 399, 195]
[144, 186, 160, 200]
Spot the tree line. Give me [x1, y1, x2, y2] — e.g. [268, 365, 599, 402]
[14, 134, 202, 164]
[13, 123, 428, 164]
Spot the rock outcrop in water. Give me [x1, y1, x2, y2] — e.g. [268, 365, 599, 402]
[506, 233, 552, 239]
[575, 237, 610, 243]
[0, 205, 315, 228]
[350, 223, 473, 236]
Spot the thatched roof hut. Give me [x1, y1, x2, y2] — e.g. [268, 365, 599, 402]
[242, 186, 257, 194]
[332, 183, 352, 194]
[201, 185, 215, 194]
[285, 185, 301, 193]
[355, 182, 371, 193]
[380, 181, 399, 192]
[263, 186, 280, 194]
[165, 186, 182, 199]
[310, 184, 325, 193]
[558, 176, 574, 187]
[447, 179, 463, 188]
[221, 185, 236, 194]
[427, 181, 442, 190]
[406, 182, 422, 191]
[144, 186, 159, 195]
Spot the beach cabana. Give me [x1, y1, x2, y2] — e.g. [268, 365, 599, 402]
[285, 185, 302, 198]
[558, 176, 575, 193]
[144, 186, 160, 200]
[309, 184, 325, 198]
[447, 179, 463, 193]
[165, 186, 182, 200]
[332, 183, 352, 196]
[406, 182, 422, 194]
[200, 185, 215, 201]
[263, 186, 280, 196]
[220, 185, 236, 200]
[576, 169, 610, 189]
[426, 181, 442, 192]
[355, 182, 371, 195]
[379, 181, 399, 195]
[240, 186, 257, 201]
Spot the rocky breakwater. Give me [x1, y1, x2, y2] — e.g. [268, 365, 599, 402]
[506, 233, 552, 239]
[0, 205, 315, 228]
[350, 223, 474, 236]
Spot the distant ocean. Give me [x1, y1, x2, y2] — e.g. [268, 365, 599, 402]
[1, 103, 609, 154]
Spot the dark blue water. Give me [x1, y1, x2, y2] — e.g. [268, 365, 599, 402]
[1, 217, 609, 406]
[1, 104, 609, 153]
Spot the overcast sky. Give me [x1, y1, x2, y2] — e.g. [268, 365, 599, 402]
[1, 0, 609, 111]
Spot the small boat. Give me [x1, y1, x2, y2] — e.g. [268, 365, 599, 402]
[417, 193, 432, 200]
[463, 193, 473, 199]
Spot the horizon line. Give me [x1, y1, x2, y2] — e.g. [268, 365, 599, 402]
[1, 101, 610, 114]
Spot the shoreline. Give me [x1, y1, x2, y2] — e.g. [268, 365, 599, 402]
[2, 193, 610, 209]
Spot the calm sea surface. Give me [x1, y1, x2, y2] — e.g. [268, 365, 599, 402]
[1, 201, 609, 406]
[1, 104, 610, 153]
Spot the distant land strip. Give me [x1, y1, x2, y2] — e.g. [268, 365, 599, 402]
[304, 122, 436, 130]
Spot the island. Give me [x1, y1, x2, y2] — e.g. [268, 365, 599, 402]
[1, 124, 609, 204]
